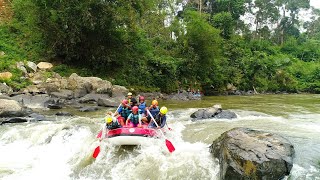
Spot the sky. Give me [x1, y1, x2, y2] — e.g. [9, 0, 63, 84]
[311, 0, 320, 9]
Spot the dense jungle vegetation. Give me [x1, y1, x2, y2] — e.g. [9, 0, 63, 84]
[1, 0, 320, 94]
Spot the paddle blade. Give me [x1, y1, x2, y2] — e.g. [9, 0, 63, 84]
[92, 146, 100, 158]
[165, 139, 175, 153]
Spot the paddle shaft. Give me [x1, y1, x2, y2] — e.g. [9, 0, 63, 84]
[147, 110, 165, 137]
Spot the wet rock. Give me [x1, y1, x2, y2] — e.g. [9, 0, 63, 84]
[55, 112, 74, 116]
[28, 113, 46, 121]
[79, 106, 99, 112]
[214, 110, 237, 119]
[210, 127, 295, 180]
[191, 104, 235, 120]
[1, 117, 28, 125]
[44, 98, 64, 109]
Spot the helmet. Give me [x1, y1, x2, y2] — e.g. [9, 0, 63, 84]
[132, 106, 139, 112]
[139, 96, 145, 101]
[122, 99, 128, 105]
[160, 106, 168, 115]
[127, 92, 133, 96]
[105, 116, 113, 123]
[152, 100, 158, 106]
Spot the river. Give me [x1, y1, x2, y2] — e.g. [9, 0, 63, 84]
[0, 94, 319, 179]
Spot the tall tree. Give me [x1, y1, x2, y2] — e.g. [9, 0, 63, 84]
[275, 0, 310, 44]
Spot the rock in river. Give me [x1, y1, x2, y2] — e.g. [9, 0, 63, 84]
[209, 127, 295, 180]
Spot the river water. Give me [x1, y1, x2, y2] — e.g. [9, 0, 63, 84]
[0, 94, 319, 179]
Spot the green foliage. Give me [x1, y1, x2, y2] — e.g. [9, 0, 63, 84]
[212, 12, 234, 39]
[0, 0, 319, 95]
[211, 0, 249, 20]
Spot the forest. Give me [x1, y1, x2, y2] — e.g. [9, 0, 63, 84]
[0, 0, 320, 94]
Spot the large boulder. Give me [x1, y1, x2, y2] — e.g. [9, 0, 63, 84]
[191, 104, 237, 120]
[210, 127, 295, 180]
[0, 99, 31, 117]
[112, 85, 128, 97]
[97, 98, 120, 107]
[68, 73, 112, 93]
[10, 94, 50, 109]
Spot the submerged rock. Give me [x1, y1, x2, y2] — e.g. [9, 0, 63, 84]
[210, 127, 295, 180]
[79, 106, 99, 112]
[55, 112, 74, 116]
[0, 117, 28, 125]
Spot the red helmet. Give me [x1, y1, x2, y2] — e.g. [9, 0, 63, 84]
[122, 99, 128, 105]
[132, 106, 139, 112]
[139, 96, 145, 101]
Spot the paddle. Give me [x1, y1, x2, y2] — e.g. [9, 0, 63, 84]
[92, 123, 106, 158]
[147, 110, 175, 153]
[92, 104, 121, 159]
[166, 123, 172, 131]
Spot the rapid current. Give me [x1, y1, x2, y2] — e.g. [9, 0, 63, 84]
[0, 94, 319, 179]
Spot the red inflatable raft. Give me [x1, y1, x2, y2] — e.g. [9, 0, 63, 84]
[96, 125, 159, 145]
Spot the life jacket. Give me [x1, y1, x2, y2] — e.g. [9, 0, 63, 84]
[107, 121, 121, 130]
[121, 106, 131, 119]
[138, 102, 146, 114]
[149, 106, 160, 117]
[129, 113, 140, 124]
[154, 113, 163, 126]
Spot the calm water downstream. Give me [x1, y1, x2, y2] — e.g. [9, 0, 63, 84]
[0, 94, 319, 179]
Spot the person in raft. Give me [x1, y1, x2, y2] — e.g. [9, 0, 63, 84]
[149, 106, 168, 129]
[138, 96, 147, 116]
[114, 99, 131, 126]
[105, 112, 121, 130]
[127, 92, 138, 107]
[142, 100, 160, 124]
[126, 106, 142, 127]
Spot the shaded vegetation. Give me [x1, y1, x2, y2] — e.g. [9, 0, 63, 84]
[0, 0, 320, 94]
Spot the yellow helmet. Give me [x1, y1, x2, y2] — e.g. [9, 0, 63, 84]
[105, 116, 113, 123]
[127, 92, 133, 96]
[160, 106, 168, 115]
